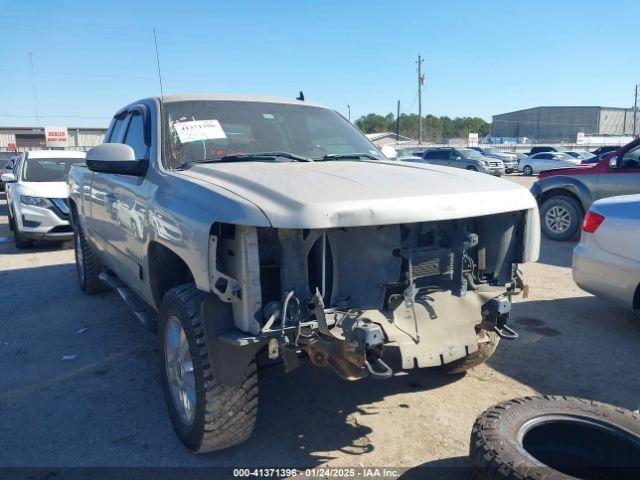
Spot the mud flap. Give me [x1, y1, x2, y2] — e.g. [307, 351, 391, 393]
[200, 294, 265, 387]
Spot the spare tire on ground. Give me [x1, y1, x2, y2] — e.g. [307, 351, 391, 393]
[470, 396, 640, 480]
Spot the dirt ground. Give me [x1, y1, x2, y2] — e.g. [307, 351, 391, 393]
[1, 175, 639, 478]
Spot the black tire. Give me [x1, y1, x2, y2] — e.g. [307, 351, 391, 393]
[159, 284, 258, 453]
[522, 165, 533, 176]
[74, 223, 106, 294]
[540, 195, 582, 241]
[13, 221, 33, 249]
[8, 208, 14, 231]
[470, 396, 640, 480]
[466, 165, 478, 172]
[440, 331, 500, 374]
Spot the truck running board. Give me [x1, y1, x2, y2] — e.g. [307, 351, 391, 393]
[98, 272, 157, 332]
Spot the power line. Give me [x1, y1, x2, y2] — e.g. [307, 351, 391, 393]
[406, 89, 419, 113]
[28, 52, 39, 125]
[0, 67, 153, 80]
[0, 114, 110, 119]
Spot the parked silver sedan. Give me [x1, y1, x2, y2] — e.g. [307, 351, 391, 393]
[573, 194, 640, 309]
[518, 152, 581, 175]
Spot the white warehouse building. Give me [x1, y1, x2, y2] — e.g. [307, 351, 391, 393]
[0, 126, 106, 159]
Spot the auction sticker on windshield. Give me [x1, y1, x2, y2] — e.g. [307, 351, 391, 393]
[173, 119, 227, 143]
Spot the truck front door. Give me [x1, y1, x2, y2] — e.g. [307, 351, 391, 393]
[596, 143, 640, 200]
[91, 107, 152, 295]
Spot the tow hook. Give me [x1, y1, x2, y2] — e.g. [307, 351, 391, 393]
[365, 357, 393, 379]
[481, 297, 519, 340]
[494, 324, 519, 340]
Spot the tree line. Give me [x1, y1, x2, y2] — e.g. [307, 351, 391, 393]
[355, 113, 492, 142]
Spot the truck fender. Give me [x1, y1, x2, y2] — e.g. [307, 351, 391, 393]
[200, 294, 264, 387]
[534, 177, 593, 213]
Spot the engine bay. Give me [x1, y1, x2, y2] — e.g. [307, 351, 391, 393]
[208, 211, 528, 379]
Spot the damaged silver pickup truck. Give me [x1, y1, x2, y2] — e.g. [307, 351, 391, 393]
[68, 94, 540, 453]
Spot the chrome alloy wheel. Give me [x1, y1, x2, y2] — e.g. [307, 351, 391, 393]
[165, 316, 196, 425]
[545, 205, 571, 233]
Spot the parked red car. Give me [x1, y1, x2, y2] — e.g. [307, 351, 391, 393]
[531, 137, 640, 240]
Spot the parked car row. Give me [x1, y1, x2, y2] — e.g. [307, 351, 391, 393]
[395, 145, 616, 177]
[1, 150, 85, 248]
[403, 147, 506, 176]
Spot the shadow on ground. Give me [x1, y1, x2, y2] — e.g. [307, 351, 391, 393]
[399, 456, 471, 480]
[0, 262, 465, 468]
[491, 295, 640, 410]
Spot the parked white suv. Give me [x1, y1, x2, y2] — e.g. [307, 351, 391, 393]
[2, 150, 85, 248]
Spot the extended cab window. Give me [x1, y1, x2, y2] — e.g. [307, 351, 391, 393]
[123, 112, 150, 160]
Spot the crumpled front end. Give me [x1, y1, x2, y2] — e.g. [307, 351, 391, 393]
[206, 208, 537, 381]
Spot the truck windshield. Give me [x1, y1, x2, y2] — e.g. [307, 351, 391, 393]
[22, 158, 84, 182]
[163, 100, 383, 166]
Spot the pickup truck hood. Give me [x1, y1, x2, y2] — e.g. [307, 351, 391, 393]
[182, 160, 537, 228]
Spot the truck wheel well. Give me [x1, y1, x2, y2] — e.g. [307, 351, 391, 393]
[539, 189, 584, 216]
[68, 199, 78, 224]
[148, 242, 195, 309]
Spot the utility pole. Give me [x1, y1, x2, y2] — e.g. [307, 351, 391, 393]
[416, 55, 425, 144]
[396, 100, 400, 141]
[347, 104, 351, 122]
[634, 84, 638, 138]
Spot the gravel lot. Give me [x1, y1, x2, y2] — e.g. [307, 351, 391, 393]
[1, 174, 639, 478]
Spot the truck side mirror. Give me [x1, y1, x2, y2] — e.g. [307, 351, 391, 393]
[86, 144, 147, 176]
[1, 172, 15, 182]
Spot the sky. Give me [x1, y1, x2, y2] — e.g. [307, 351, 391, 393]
[1, 0, 639, 128]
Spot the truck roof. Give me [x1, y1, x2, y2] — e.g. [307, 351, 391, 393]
[156, 93, 328, 109]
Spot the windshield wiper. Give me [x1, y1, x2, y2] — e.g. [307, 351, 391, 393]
[316, 153, 379, 161]
[196, 151, 313, 163]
